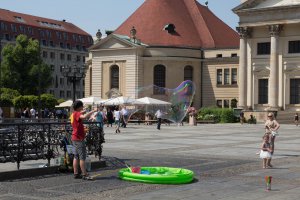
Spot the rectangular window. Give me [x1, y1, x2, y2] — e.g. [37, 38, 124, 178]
[231, 53, 237, 57]
[290, 79, 300, 104]
[11, 24, 17, 32]
[42, 51, 47, 58]
[60, 42, 65, 48]
[217, 69, 222, 85]
[5, 34, 10, 41]
[231, 68, 237, 84]
[60, 90, 65, 98]
[76, 55, 81, 62]
[50, 65, 55, 71]
[257, 42, 270, 55]
[67, 91, 71, 98]
[67, 54, 72, 61]
[60, 78, 64, 86]
[60, 53, 65, 60]
[27, 27, 33, 35]
[258, 79, 268, 104]
[49, 41, 54, 47]
[224, 100, 230, 108]
[42, 40, 47, 46]
[216, 54, 222, 58]
[224, 69, 230, 85]
[67, 43, 71, 49]
[216, 100, 222, 108]
[50, 52, 55, 59]
[288, 41, 300, 54]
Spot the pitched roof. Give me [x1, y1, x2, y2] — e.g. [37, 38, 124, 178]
[0, 8, 90, 36]
[114, 0, 239, 49]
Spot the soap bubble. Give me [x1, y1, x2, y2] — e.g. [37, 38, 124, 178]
[134, 80, 196, 124]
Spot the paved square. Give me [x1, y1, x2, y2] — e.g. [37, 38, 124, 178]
[0, 123, 299, 200]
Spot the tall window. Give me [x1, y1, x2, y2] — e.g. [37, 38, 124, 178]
[231, 68, 237, 84]
[258, 79, 268, 104]
[257, 42, 270, 55]
[153, 65, 166, 94]
[290, 79, 300, 104]
[110, 65, 119, 89]
[217, 69, 222, 85]
[224, 69, 230, 85]
[184, 66, 193, 81]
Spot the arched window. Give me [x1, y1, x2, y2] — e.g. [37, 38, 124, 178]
[153, 65, 166, 94]
[110, 65, 119, 89]
[184, 65, 193, 81]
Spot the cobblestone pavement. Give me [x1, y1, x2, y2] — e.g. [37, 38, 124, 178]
[0, 123, 299, 200]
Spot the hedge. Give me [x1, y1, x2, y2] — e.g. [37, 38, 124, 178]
[197, 107, 235, 123]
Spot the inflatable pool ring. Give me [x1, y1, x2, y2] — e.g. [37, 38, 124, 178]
[119, 167, 194, 184]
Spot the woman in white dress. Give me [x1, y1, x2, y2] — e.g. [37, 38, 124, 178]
[260, 134, 272, 169]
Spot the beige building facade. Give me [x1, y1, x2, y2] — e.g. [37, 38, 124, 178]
[86, 34, 239, 109]
[234, 0, 300, 111]
[85, 0, 240, 109]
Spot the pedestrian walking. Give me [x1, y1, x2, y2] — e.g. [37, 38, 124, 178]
[114, 107, 121, 133]
[155, 109, 163, 130]
[106, 107, 114, 127]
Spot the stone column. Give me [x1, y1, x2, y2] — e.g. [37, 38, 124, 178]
[237, 27, 251, 109]
[268, 25, 282, 110]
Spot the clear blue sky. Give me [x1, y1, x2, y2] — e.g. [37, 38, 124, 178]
[0, 0, 241, 36]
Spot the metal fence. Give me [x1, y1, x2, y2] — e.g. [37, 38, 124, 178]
[0, 121, 105, 170]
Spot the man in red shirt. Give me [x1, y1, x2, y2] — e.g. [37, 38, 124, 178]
[71, 100, 96, 180]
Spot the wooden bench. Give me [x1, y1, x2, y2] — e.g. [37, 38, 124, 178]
[196, 120, 215, 124]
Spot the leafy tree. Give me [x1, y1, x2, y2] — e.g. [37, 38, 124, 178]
[0, 88, 20, 107]
[40, 93, 57, 109]
[1, 34, 52, 95]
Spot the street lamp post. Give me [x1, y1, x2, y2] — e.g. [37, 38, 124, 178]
[62, 62, 87, 102]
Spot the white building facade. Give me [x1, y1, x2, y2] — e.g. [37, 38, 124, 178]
[234, 0, 300, 111]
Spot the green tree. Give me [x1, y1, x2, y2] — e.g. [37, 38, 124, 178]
[1, 34, 52, 95]
[40, 93, 57, 109]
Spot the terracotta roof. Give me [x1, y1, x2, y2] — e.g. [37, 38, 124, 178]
[0, 8, 90, 36]
[114, 0, 239, 49]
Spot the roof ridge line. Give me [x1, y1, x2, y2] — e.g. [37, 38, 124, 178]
[183, 0, 215, 48]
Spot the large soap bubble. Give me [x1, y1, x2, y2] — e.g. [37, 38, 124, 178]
[135, 80, 196, 124]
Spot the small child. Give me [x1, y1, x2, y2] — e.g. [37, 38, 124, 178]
[259, 133, 272, 169]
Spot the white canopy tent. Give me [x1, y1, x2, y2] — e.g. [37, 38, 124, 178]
[79, 96, 102, 105]
[134, 97, 171, 105]
[103, 96, 136, 106]
[55, 100, 73, 108]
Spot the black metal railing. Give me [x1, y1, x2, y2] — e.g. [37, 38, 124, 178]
[0, 121, 105, 170]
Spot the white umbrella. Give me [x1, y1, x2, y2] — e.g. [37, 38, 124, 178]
[104, 96, 136, 106]
[79, 96, 102, 105]
[55, 100, 73, 108]
[134, 97, 171, 105]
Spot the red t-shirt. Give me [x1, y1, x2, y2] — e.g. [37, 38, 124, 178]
[71, 111, 85, 141]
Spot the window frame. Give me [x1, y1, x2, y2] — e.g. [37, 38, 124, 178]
[153, 65, 166, 95]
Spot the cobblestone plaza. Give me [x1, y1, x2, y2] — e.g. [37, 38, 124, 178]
[0, 123, 299, 200]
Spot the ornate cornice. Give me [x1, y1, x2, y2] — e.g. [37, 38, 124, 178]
[269, 24, 283, 37]
[236, 27, 252, 39]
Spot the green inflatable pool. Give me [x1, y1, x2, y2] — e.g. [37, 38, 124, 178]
[119, 167, 194, 184]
